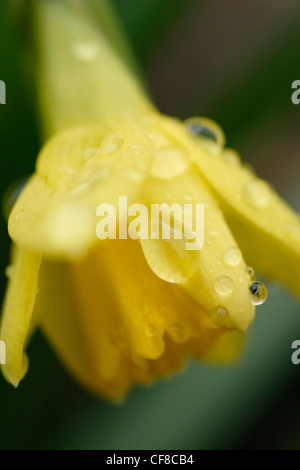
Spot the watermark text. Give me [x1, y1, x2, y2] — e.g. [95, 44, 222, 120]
[0, 80, 6, 104]
[0, 340, 6, 365]
[96, 196, 205, 250]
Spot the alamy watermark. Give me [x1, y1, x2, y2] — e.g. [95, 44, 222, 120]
[291, 340, 300, 365]
[0, 80, 6, 105]
[96, 196, 205, 250]
[0, 340, 6, 365]
[291, 80, 300, 105]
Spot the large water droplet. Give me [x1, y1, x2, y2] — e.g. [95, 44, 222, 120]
[243, 181, 271, 209]
[249, 281, 267, 305]
[151, 148, 189, 179]
[223, 247, 242, 266]
[214, 276, 234, 296]
[185, 117, 225, 147]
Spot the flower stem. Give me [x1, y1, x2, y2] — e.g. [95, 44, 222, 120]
[32, 0, 154, 137]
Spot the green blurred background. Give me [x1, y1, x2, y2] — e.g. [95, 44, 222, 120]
[0, 0, 300, 450]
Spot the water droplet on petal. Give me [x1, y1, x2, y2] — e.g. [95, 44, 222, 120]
[72, 42, 98, 63]
[284, 223, 300, 242]
[249, 281, 267, 305]
[83, 148, 98, 161]
[223, 247, 242, 266]
[91, 166, 112, 183]
[15, 210, 24, 220]
[5, 265, 15, 279]
[109, 328, 126, 350]
[222, 149, 241, 166]
[169, 324, 185, 342]
[147, 131, 170, 148]
[69, 181, 90, 197]
[184, 194, 193, 202]
[151, 148, 189, 179]
[102, 137, 124, 155]
[122, 167, 143, 182]
[208, 209, 221, 220]
[208, 228, 220, 237]
[129, 144, 145, 157]
[2, 177, 29, 220]
[185, 117, 225, 147]
[246, 266, 255, 280]
[214, 276, 234, 296]
[145, 324, 156, 337]
[243, 181, 271, 209]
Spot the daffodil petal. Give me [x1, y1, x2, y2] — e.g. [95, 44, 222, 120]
[140, 115, 255, 332]
[35, 260, 104, 393]
[188, 121, 300, 298]
[0, 247, 41, 387]
[72, 238, 222, 361]
[8, 125, 153, 260]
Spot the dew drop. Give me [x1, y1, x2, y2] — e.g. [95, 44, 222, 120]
[246, 266, 255, 280]
[5, 265, 15, 279]
[185, 117, 225, 147]
[69, 181, 90, 196]
[109, 328, 126, 350]
[184, 194, 193, 202]
[129, 144, 145, 157]
[147, 131, 170, 148]
[91, 166, 112, 183]
[284, 223, 300, 242]
[214, 276, 234, 296]
[243, 181, 271, 209]
[83, 148, 98, 161]
[151, 148, 189, 179]
[208, 209, 221, 220]
[170, 324, 185, 342]
[223, 247, 242, 266]
[222, 149, 241, 166]
[15, 210, 24, 220]
[72, 42, 98, 62]
[249, 281, 267, 305]
[208, 228, 220, 237]
[102, 137, 124, 155]
[145, 324, 156, 337]
[122, 167, 143, 182]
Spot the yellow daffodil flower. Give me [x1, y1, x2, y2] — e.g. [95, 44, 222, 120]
[1, 0, 300, 401]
